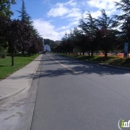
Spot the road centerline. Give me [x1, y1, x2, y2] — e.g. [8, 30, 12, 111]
[50, 56, 79, 74]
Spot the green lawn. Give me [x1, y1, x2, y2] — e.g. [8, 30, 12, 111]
[0, 54, 39, 79]
[60, 54, 130, 68]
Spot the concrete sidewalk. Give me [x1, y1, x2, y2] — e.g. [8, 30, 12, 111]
[0, 54, 42, 101]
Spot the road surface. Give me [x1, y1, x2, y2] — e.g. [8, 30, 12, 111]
[31, 54, 130, 130]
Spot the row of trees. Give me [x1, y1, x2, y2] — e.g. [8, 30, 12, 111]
[55, 0, 130, 58]
[0, 0, 43, 65]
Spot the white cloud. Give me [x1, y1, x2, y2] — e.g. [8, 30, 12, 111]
[33, 0, 122, 41]
[66, 8, 81, 18]
[47, 0, 78, 17]
[84, 0, 121, 19]
[65, 0, 77, 7]
[90, 10, 102, 18]
[33, 19, 73, 41]
[33, 19, 60, 40]
[87, 0, 121, 15]
[56, 20, 78, 32]
[47, 3, 69, 17]
[87, 0, 120, 10]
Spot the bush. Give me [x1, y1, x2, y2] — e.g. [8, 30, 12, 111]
[0, 47, 7, 58]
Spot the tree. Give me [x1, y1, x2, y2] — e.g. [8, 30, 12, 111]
[71, 28, 87, 55]
[0, 16, 9, 57]
[18, 0, 39, 36]
[18, 0, 40, 55]
[28, 37, 43, 55]
[7, 19, 32, 66]
[18, 0, 32, 25]
[115, 0, 130, 44]
[79, 12, 98, 56]
[0, 0, 15, 57]
[96, 9, 117, 57]
[60, 33, 74, 54]
[0, 0, 16, 18]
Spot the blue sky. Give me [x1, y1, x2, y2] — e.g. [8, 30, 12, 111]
[11, 0, 120, 41]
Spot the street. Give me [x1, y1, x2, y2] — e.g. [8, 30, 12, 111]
[31, 53, 130, 130]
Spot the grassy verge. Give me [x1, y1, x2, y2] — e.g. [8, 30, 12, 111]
[0, 54, 39, 79]
[59, 54, 130, 68]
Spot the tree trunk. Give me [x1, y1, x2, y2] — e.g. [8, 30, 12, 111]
[22, 50, 25, 55]
[87, 51, 90, 57]
[83, 52, 84, 55]
[11, 52, 14, 66]
[104, 50, 107, 58]
[91, 50, 94, 57]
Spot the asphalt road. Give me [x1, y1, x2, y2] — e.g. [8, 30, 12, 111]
[31, 53, 130, 130]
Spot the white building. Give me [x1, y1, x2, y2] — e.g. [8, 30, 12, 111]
[44, 44, 51, 52]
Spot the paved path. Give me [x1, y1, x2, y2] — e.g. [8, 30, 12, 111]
[31, 54, 130, 130]
[0, 54, 42, 130]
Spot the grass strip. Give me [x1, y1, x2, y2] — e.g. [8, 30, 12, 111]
[0, 54, 39, 79]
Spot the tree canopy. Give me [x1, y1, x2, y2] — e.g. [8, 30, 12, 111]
[0, 0, 16, 18]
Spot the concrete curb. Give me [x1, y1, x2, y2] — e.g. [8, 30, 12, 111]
[13, 55, 43, 130]
[0, 54, 43, 102]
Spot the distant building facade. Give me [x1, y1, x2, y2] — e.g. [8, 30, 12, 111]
[44, 44, 51, 52]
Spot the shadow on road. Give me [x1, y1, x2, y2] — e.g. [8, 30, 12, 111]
[7, 54, 130, 80]
[34, 56, 130, 79]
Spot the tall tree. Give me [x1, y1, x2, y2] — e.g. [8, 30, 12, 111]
[115, 0, 130, 44]
[79, 12, 98, 56]
[18, 0, 38, 36]
[17, 0, 39, 55]
[0, 0, 15, 57]
[18, 0, 32, 25]
[0, 16, 10, 58]
[96, 9, 116, 57]
[7, 20, 32, 66]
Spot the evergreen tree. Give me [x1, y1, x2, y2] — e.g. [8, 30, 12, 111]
[96, 9, 117, 57]
[18, 0, 40, 37]
[115, 0, 130, 43]
[18, 0, 33, 25]
[18, 0, 40, 55]
[79, 12, 98, 56]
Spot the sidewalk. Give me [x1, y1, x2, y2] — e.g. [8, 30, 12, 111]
[0, 54, 42, 101]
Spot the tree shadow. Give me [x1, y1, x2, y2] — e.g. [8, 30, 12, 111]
[34, 62, 130, 79]
[4, 54, 130, 81]
[0, 65, 9, 67]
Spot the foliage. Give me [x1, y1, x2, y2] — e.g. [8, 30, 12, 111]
[96, 10, 117, 57]
[17, 0, 32, 25]
[0, 46, 7, 58]
[59, 9, 120, 58]
[0, 0, 43, 66]
[0, 0, 15, 56]
[115, 0, 130, 43]
[17, 0, 42, 55]
[17, 0, 39, 37]
[7, 19, 32, 65]
[0, 16, 9, 48]
[0, 0, 16, 18]
[79, 12, 99, 56]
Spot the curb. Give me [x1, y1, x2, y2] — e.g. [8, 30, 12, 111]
[13, 55, 43, 130]
[0, 54, 42, 102]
